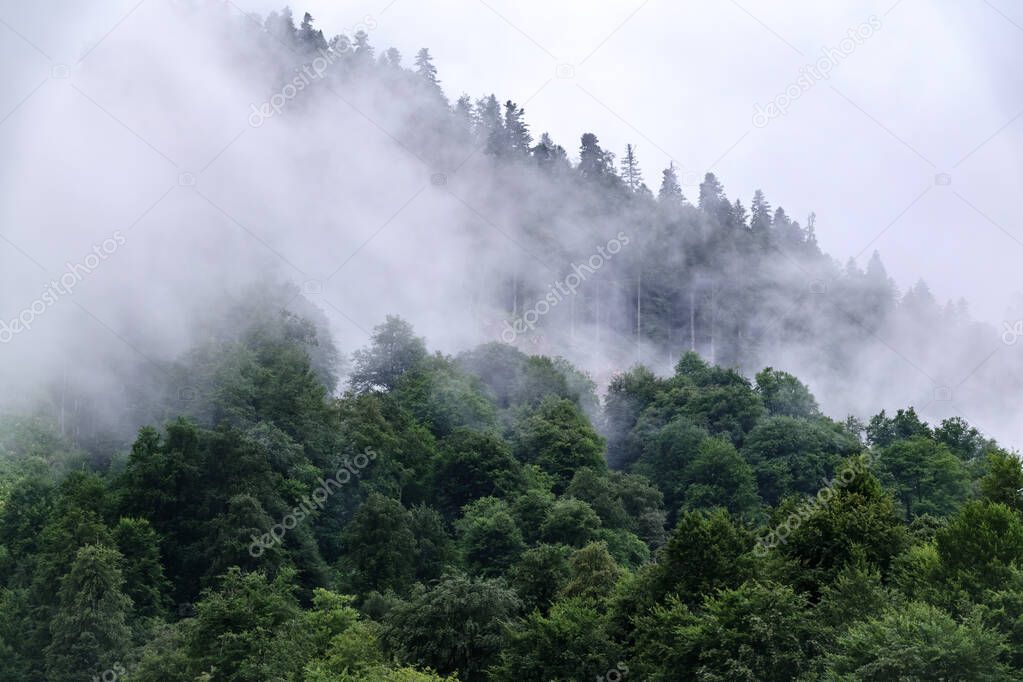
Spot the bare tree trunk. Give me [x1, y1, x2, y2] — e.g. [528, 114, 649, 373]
[709, 289, 717, 365]
[636, 271, 642, 364]
[689, 290, 696, 351]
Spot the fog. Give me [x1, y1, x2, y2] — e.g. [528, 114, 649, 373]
[1, 1, 1022, 451]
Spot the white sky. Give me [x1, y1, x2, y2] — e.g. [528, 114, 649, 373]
[3, 0, 1023, 322]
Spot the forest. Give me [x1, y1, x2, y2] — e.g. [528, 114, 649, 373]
[3, 308, 1023, 680]
[3, 5, 1023, 681]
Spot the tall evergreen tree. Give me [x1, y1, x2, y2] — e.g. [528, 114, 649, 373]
[620, 144, 643, 192]
[383, 47, 402, 68]
[414, 48, 439, 84]
[503, 100, 532, 155]
[44, 545, 133, 682]
[477, 95, 506, 155]
[578, 133, 611, 180]
[698, 172, 724, 211]
[658, 163, 684, 204]
[731, 198, 748, 228]
[298, 12, 327, 51]
[352, 30, 374, 66]
[749, 189, 772, 234]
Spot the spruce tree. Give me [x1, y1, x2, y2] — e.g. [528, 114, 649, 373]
[578, 133, 609, 179]
[414, 48, 439, 84]
[620, 144, 643, 191]
[658, 163, 684, 204]
[44, 545, 133, 682]
[503, 100, 532, 155]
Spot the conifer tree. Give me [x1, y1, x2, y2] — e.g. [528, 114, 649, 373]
[750, 189, 772, 233]
[578, 133, 609, 179]
[44, 545, 133, 682]
[620, 144, 643, 191]
[503, 100, 532, 155]
[298, 12, 327, 51]
[658, 163, 684, 204]
[414, 48, 439, 84]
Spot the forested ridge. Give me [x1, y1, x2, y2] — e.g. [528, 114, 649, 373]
[3, 7, 1023, 681]
[2, 308, 1023, 680]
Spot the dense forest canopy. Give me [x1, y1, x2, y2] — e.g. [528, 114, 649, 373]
[2, 303, 1022, 680]
[2, 5, 1023, 681]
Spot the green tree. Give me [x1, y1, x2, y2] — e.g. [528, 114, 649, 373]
[383, 573, 521, 681]
[979, 449, 1023, 512]
[44, 545, 133, 682]
[540, 498, 601, 548]
[409, 505, 454, 582]
[681, 437, 760, 517]
[434, 429, 523, 517]
[493, 597, 617, 682]
[824, 602, 1012, 681]
[183, 568, 303, 681]
[754, 367, 820, 418]
[632, 416, 708, 518]
[509, 544, 572, 612]
[341, 493, 417, 593]
[935, 500, 1023, 598]
[647, 509, 753, 605]
[742, 415, 859, 506]
[113, 516, 170, 618]
[512, 397, 606, 491]
[877, 436, 969, 517]
[559, 541, 623, 602]
[456, 497, 526, 576]
[775, 466, 907, 593]
[632, 580, 818, 681]
[351, 316, 428, 392]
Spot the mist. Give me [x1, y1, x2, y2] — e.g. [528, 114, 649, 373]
[2, 0, 1022, 452]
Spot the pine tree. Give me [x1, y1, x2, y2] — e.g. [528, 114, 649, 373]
[477, 95, 505, 155]
[731, 198, 748, 229]
[503, 100, 532, 155]
[750, 189, 772, 233]
[298, 12, 327, 51]
[353, 30, 374, 65]
[698, 172, 725, 211]
[532, 133, 568, 170]
[414, 48, 439, 84]
[578, 133, 609, 179]
[620, 144, 643, 191]
[805, 212, 819, 250]
[383, 47, 402, 68]
[658, 163, 684, 204]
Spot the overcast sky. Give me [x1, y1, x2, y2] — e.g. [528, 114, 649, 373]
[3, 0, 1023, 323]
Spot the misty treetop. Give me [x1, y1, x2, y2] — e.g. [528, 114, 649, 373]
[239, 6, 1019, 445]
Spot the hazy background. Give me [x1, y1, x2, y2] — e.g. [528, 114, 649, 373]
[1, 0, 1021, 447]
[232, 0, 1023, 322]
[4, 1, 1022, 319]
